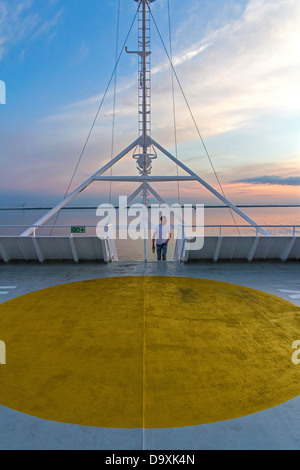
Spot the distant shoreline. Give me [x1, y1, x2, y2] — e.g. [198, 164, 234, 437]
[0, 205, 299, 211]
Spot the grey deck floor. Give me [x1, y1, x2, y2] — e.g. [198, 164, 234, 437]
[0, 260, 299, 450]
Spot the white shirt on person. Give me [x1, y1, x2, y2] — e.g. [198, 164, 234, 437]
[153, 223, 171, 245]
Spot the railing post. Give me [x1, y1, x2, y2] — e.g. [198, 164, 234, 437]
[144, 223, 147, 262]
[180, 239, 186, 262]
[180, 223, 186, 262]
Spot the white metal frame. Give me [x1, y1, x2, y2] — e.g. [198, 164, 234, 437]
[19, 0, 271, 240]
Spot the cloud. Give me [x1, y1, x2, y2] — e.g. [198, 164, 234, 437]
[0, 0, 62, 60]
[42, 0, 300, 148]
[233, 176, 300, 186]
[2, 0, 299, 206]
[30, 8, 63, 41]
[150, 0, 300, 138]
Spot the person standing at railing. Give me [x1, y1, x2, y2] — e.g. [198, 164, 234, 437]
[152, 216, 171, 260]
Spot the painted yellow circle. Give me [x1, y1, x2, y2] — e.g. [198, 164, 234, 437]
[0, 276, 300, 429]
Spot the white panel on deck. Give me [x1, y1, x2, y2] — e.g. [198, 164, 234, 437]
[17, 237, 39, 260]
[182, 236, 300, 263]
[289, 238, 300, 260]
[252, 237, 275, 260]
[0, 237, 34, 262]
[267, 237, 293, 260]
[0, 237, 111, 263]
[188, 237, 218, 260]
[72, 237, 104, 261]
[218, 237, 240, 260]
[231, 237, 255, 259]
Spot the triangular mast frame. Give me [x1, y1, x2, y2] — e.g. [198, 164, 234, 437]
[20, 0, 270, 238]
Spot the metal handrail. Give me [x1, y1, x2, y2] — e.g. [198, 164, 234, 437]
[0, 224, 299, 228]
[0, 224, 299, 263]
[1, 224, 300, 237]
[0, 224, 299, 240]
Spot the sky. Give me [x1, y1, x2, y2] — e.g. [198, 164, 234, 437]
[0, 0, 299, 208]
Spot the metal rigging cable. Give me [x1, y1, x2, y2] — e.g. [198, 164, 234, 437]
[167, 0, 181, 206]
[149, 5, 241, 234]
[50, 3, 141, 234]
[109, 0, 121, 205]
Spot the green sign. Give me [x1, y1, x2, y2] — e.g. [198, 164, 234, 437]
[71, 226, 86, 234]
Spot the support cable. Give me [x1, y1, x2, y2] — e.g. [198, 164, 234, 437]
[50, 4, 140, 234]
[167, 0, 181, 206]
[109, 0, 121, 205]
[149, 6, 241, 234]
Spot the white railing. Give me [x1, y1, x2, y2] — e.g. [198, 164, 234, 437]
[0, 224, 299, 233]
[0, 224, 299, 263]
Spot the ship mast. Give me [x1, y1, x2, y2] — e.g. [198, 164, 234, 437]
[139, 0, 151, 148]
[20, 0, 271, 239]
[127, 0, 156, 207]
[139, 0, 152, 207]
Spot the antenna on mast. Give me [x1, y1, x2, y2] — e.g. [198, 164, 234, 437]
[126, 0, 157, 206]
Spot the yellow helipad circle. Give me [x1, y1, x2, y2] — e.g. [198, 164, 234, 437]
[0, 276, 299, 428]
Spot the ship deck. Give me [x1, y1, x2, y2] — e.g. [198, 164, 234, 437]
[0, 260, 299, 450]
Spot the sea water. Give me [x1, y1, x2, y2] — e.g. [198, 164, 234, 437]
[0, 206, 299, 261]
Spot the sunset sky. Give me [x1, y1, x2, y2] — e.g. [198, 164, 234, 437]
[0, 0, 299, 208]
